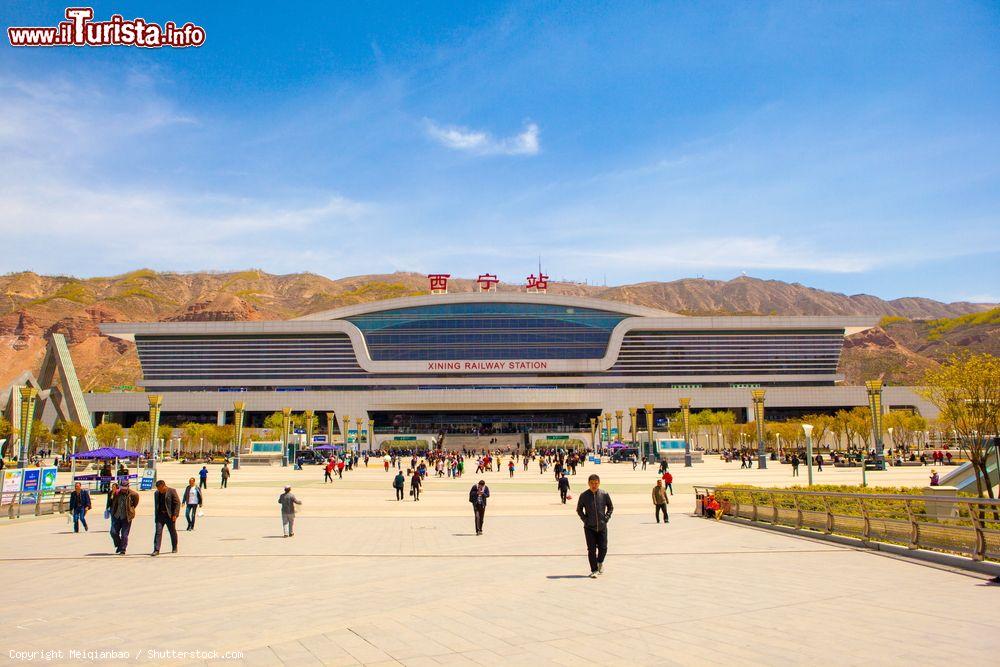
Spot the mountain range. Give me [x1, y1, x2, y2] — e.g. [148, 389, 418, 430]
[1, 269, 995, 390]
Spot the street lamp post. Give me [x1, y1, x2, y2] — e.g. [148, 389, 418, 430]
[802, 423, 814, 486]
[281, 407, 291, 467]
[887, 427, 894, 457]
[233, 401, 245, 470]
[644, 404, 657, 467]
[865, 379, 886, 470]
[628, 407, 637, 446]
[679, 398, 692, 468]
[751, 390, 767, 469]
[18, 386, 38, 468]
[147, 394, 162, 474]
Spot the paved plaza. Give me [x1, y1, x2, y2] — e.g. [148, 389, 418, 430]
[1, 458, 996, 666]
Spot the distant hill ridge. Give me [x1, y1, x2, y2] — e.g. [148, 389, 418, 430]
[0, 269, 994, 389]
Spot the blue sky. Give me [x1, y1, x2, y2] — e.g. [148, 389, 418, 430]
[2, 1, 998, 302]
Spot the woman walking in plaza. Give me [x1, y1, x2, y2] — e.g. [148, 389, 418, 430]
[410, 468, 422, 501]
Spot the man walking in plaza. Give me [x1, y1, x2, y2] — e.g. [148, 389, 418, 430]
[469, 479, 490, 535]
[220, 463, 230, 488]
[199, 465, 208, 489]
[278, 486, 301, 537]
[652, 479, 669, 524]
[576, 474, 613, 578]
[108, 480, 139, 555]
[151, 480, 180, 556]
[557, 471, 571, 504]
[68, 482, 91, 533]
[182, 477, 203, 530]
[392, 469, 405, 500]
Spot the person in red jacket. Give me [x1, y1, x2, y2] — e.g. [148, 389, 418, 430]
[661, 470, 673, 495]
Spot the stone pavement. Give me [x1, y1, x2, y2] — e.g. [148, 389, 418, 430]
[1, 460, 996, 666]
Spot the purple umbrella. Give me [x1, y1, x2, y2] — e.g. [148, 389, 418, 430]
[70, 447, 142, 459]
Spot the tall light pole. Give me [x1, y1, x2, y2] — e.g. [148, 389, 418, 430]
[281, 407, 291, 467]
[18, 386, 38, 468]
[304, 410, 315, 451]
[865, 379, 886, 470]
[802, 423, 814, 486]
[751, 389, 767, 469]
[679, 398, 692, 468]
[326, 412, 336, 447]
[233, 401, 245, 470]
[644, 404, 657, 466]
[147, 394, 162, 473]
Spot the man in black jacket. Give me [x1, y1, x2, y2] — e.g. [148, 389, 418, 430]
[576, 474, 613, 578]
[469, 479, 490, 535]
[151, 480, 180, 556]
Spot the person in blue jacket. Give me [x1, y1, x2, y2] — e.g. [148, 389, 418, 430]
[68, 482, 92, 533]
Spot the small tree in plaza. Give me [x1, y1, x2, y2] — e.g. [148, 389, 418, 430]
[93, 422, 125, 448]
[129, 420, 152, 449]
[919, 353, 1000, 499]
[52, 419, 88, 455]
[884, 410, 928, 452]
[802, 414, 833, 452]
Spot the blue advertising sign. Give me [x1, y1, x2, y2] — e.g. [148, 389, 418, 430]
[21, 468, 41, 505]
[40, 466, 58, 498]
[139, 468, 156, 491]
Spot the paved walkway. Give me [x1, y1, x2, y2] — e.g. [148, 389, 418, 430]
[1, 461, 995, 665]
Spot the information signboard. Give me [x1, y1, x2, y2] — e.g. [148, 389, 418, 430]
[40, 466, 57, 498]
[139, 468, 156, 491]
[21, 468, 41, 505]
[2, 469, 23, 504]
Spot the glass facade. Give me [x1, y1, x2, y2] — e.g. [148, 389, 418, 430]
[347, 302, 626, 360]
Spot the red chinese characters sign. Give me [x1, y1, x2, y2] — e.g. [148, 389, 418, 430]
[525, 273, 549, 292]
[427, 274, 450, 293]
[476, 273, 499, 292]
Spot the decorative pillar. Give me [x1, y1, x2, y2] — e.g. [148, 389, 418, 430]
[589, 417, 598, 451]
[368, 419, 375, 452]
[614, 410, 623, 444]
[602, 414, 611, 445]
[865, 380, 886, 470]
[644, 403, 657, 465]
[326, 412, 336, 445]
[343, 415, 351, 450]
[233, 401, 245, 470]
[751, 390, 767, 469]
[628, 407, 637, 444]
[18, 386, 38, 467]
[281, 407, 291, 467]
[355, 418, 363, 451]
[304, 410, 315, 450]
[679, 398, 692, 468]
[147, 394, 163, 471]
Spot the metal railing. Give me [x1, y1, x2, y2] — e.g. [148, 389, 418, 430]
[1, 489, 72, 519]
[694, 485, 1000, 562]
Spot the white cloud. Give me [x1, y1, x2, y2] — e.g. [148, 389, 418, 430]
[424, 119, 539, 156]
